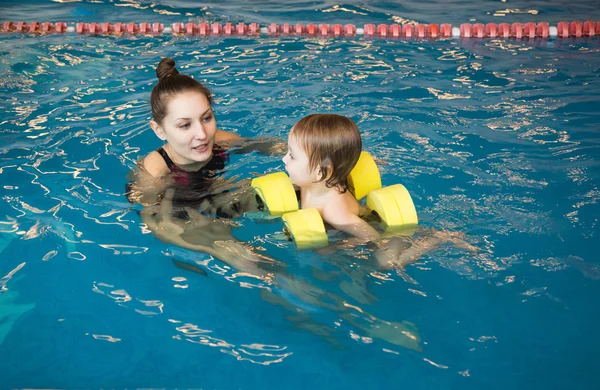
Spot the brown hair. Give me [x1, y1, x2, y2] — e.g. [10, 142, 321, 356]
[150, 58, 213, 124]
[292, 114, 362, 192]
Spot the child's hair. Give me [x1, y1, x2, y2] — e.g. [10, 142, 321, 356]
[150, 58, 213, 124]
[292, 114, 362, 192]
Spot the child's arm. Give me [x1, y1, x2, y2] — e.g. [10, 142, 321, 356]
[321, 207, 410, 272]
[321, 204, 380, 243]
[377, 229, 479, 271]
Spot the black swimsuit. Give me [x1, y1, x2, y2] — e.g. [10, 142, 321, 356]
[127, 146, 242, 216]
[157, 146, 228, 186]
[157, 146, 230, 208]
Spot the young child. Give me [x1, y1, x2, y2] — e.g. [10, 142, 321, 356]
[282, 114, 477, 269]
[282, 114, 379, 241]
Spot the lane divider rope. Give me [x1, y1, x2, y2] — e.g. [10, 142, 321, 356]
[1, 21, 599, 38]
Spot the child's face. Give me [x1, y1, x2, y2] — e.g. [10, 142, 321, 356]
[150, 90, 217, 165]
[282, 132, 320, 187]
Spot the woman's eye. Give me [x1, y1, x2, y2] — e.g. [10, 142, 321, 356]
[202, 115, 213, 122]
[179, 123, 190, 129]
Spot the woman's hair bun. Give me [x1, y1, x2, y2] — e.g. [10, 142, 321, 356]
[156, 58, 179, 80]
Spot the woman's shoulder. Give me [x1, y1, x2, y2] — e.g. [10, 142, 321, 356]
[143, 150, 169, 178]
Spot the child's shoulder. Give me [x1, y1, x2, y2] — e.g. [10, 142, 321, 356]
[321, 190, 360, 225]
[143, 150, 169, 178]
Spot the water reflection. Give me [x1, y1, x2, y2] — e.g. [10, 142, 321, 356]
[1, 25, 599, 385]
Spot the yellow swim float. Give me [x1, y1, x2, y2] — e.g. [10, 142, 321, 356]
[250, 152, 418, 249]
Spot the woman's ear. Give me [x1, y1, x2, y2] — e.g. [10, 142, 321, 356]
[150, 120, 167, 141]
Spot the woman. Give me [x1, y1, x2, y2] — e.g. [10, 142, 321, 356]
[128, 57, 282, 276]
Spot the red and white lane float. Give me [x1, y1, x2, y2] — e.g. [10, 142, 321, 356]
[1, 21, 599, 39]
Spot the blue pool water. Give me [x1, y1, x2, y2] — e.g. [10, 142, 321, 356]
[1, 0, 600, 388]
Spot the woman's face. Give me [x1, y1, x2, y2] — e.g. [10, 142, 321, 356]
[150, 90, 217, 165]
[282, 132, 319, 187]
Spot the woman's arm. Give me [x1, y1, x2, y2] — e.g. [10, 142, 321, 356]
[215, 130, 285, 156]
[142, 150, 169, 178]
[126, 160, 171, 206]
[215, 129, 243, 143]
[140, 189, 282, 277]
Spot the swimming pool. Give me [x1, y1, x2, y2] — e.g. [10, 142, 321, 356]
[1, 0, 600, 388]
